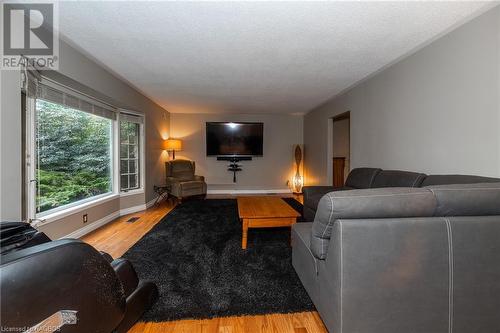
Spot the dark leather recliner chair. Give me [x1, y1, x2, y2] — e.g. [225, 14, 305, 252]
[1, 223, 157, 333]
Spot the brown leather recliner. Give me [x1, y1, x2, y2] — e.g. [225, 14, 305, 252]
[165, 159, 207, 200]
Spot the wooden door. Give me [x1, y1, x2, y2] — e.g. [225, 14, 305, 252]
[333, 157, 346, 188]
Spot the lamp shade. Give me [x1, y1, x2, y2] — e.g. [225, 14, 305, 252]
[163, 138, 182, 151]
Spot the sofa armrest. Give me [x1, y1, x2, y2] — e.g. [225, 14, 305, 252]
[165, 176, 180, 185]
[114, 281, 158, 333]
[193, 175, 205, 182]
[321, 217, 450, 333]
[111, 258, 139, 298]
[100, 251, 114, 263]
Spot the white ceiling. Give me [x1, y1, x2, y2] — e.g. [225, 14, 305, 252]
[58, 1, 495, 114]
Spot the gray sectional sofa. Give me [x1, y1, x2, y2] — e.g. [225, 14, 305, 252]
[302, 168, 500, 221]
[293, 169, 500, 333]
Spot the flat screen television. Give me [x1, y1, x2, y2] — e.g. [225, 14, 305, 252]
[206, 122, 263, 156]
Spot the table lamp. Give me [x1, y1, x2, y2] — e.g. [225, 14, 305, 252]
[163, 138, 182, 160]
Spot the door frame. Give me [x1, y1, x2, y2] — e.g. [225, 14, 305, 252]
[327, 111, 351, 186]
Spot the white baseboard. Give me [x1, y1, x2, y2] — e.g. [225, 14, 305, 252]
[62, 201, 153, 239]
[63, 211, 120, 239]
[119, 203, 147, 216]
[207, 188, 292, 195]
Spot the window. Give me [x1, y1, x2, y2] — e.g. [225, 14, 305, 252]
[119, 112, 144, 192]
[35, 99, 113, 213]
[27, 81, 117, 218]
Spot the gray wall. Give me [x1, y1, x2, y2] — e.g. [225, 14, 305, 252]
[170, 113, 303, 191]
[38, 199, 120, 239]
[52, 39, 170, 204]
[332, 118, 350, 182]
[0, 39, 170, 238]
[304, 6, 500, 185]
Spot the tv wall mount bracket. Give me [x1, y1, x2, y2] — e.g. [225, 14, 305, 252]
[216, 156, 252, 183]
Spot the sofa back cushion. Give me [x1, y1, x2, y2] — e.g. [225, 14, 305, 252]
[371, 170, 426, 188]
[345, 168, 381, 189]
[165, 160, 195, 181]
[310, 188, 437, 259]
[427, 183, 500, 216]
[421, 174, 500, 187]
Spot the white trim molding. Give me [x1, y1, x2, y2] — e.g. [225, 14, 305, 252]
[37, 194, 119, 226]
[207, 188, 292, 195]
[60, 201, 153, 239]
[63, 211, 120, 239]
[119, 203, 147, 216]
[120, 189, 145, 197]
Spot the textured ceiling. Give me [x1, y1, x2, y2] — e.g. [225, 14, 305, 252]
[58, 1, 495, 114]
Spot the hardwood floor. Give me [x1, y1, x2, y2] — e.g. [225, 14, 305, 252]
[81, 195, 327, 333]
[127, 312, 326, 333]
[82, 200, 175, 258]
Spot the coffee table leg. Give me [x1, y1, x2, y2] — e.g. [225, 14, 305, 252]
[242, 219, 249, 249]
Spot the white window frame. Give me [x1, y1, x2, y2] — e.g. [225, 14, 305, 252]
[119, 110, 145, 196]
[26, 80, 119, 224]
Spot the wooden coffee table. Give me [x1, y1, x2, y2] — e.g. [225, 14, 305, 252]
[237, 196, 300, 249]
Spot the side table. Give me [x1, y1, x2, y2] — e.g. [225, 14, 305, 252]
[153, 184, 171, 205]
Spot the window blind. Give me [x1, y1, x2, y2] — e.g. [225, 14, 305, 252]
[39, 80, 117, 120]
[120, 111, 144, 124]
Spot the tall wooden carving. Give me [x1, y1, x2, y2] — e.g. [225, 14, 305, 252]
[292, 145, 304, 193]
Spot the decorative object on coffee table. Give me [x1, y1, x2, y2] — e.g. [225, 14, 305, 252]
[237, 196, 300, 249]
[163, 138, 182, 160]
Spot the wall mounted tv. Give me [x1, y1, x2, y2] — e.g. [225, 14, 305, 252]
[206, 122, 264, 156]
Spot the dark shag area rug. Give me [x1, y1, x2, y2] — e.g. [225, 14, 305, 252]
[122, 198, 314, 321]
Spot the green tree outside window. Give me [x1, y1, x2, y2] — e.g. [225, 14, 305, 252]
[35, 99, 112, 213]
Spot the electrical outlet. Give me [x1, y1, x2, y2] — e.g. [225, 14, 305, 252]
[83, 214, 88, 223]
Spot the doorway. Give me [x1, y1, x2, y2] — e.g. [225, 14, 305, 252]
[328, 112, 350, 187]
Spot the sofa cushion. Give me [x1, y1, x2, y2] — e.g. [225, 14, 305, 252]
[371, 170, 426, 188]
[427, 183, 500, 216]
[166, 160, 195, 181]
[310, 188, 437, 259]
[175, 172, 195, 182]
[345, 168, 381, 189]
[421, 174, 500, 187]
[179, 180, 205, 191]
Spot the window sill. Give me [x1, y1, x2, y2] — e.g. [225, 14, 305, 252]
[36, 193, 120, 226]
[120, 188, 144, 197]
